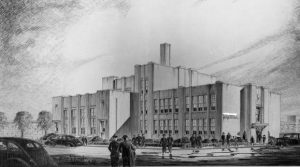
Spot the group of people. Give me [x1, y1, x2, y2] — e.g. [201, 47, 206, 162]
[189, 134, 203, 152]
[108, 135, 136, 167]
[131, 134, 145, 147]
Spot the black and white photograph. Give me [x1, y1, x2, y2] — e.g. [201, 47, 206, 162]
[0, 0, 300, 166]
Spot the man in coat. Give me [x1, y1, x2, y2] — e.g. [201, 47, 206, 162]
[190, 134, 197, 153]
[226, 132, 231, 147]
[160, 134, 168, 157]
[118, 135, 136, 167]
[167, 133, 174, 157]
[108, 135, 120, 167]
[196, 134, 202, 149]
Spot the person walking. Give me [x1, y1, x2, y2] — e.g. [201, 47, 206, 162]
[160, 134, 168, 157]
[250, 136, 254, 146]
[243, 131, 247, 142]
[221, 132, 226, 150]
[196, 134, 202, 149]
[190, 134, 197, 153]
[167, 133, 173, 157]
[262, 134, 266, 144]
[108, 135, 120, 167]
[118, 135, 136, 167]
[226, 132, 231, 148]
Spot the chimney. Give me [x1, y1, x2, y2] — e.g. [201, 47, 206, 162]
[160, 43, 171, 66]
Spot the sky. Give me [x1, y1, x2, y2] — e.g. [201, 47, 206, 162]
[0, 0, 299, 120]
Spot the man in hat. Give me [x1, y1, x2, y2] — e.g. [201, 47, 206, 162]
[160, 134, 168, 157]
[167, 133, 174, 157]
[190, 134, 197, 153]
[118, 135, 136, 167]
[108, 135, 120, 167]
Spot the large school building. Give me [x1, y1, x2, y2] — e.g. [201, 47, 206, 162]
[52, 43, 281, 142]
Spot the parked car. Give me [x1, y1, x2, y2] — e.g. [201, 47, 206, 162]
[45, 135, 83, 147]
[0, 137, 57, 167]
[41, 133, 59, 141]
[276, 133, 300, 146]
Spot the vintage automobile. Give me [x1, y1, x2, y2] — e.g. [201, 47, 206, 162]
[0, 137, 57, 167]
[276, 133, 300, 146]
[45, 134, 83, 147]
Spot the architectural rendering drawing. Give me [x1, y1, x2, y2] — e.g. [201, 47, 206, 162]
[0, 0, 299, 166]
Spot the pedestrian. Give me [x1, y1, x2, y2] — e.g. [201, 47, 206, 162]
[108, 135, 120, 167]
[141, 134, 145, 147]
[221, 132, 225, 150]
[257, 133, 262, 144]
[118, 135, 136, 167]
[233, 136, 238, 151]
[196, 134, 202, 149]
[137, 134, 142, 147]
[167, 133, 173, 157]
[132, 135, 137, 146]
[190, 134, 197, 153]
[250, 136, 254, 146]
[160, 134, 168, 157]
[243, 131, 247, 141]
[226, 132, 231, 147]
[262, 134, 266, 144]
[84, 136, 88, 145]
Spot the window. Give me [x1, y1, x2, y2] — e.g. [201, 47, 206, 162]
[256, 108, 262, 123]
[160, 99, 164, 113]
[154, 99, 159, 114]
[140, 120, 143, 130]
[168, 120, 172, 132]
[164, 99, 169, 113]
[174, 119, 178, 134]
[210, 118, 216, 134]
[72, 127, 76, 134]
[193, 96, 198, 111]
[145, 80, 149, 92]
[211, 94, 216, 110]
[80, 109, 85, 127]
[91, 128, 96, 134]
[192, 119, 197, 134]
[63, 109, 68, 120]
[185, 119, 190, 134]
[71, 109, 76, 127]
[198, 96, 203, 111]
[203, 95, 208, 110]
[199, 119, 203, 134]
[175, 98, 179, 112]
[154, 120, 158, 134]
[186, 96, 190, 112]
[256, 88, 262, 106]
[203, 119, 207, 134]
[160, 120, 164, 134]
[81, 128, 85, 134]
[169, 99, 172, 113]
[145, 120, 148, 133]
[8, 142, 22, 152]
[145, 100, 148, 114]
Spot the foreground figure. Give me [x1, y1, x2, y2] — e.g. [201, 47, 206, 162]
[118, 135, 136, 167]
[108, 135, 120, 167]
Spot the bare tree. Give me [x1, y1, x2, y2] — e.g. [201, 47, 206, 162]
[0, 112, 8, 133]
[14, 111, 33, 138]
[37, 111, 53, 135]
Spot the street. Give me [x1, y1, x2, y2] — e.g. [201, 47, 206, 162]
[46, 145, 300, 166]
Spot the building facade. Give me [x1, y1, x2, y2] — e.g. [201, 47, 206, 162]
[52, 43, 281, 140]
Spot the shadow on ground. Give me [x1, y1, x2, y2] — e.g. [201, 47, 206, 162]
[52, 146, 300, 166]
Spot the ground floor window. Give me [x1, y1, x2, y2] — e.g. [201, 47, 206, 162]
[72, 127, 76, 134]
[91, 128, 96, 134]
[81, 128, 85, 134]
